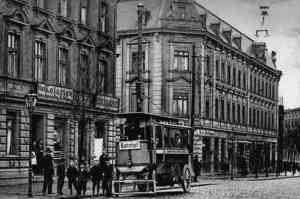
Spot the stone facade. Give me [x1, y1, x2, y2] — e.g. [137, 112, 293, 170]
[116, 0, 282, 175]
[0, 0, 118, 185]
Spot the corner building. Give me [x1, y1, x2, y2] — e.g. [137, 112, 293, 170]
[0, 0, 118, 185]
[116, 0, 282, 175]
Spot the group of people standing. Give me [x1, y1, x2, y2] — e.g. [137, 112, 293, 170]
[40, 148, 113, 197]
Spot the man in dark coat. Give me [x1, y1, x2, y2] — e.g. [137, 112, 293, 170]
[90, 162, 103, 196]
[102, 155, 113, 196]
[78, 163, 89, 195]
[56, 158, 65, 195]
[67, 160, 79, 195]
[193, 155, 200, 182]
[41, 148, 54, 195]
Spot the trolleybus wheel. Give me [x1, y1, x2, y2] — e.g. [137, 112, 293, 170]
[182, 165, 192, 193]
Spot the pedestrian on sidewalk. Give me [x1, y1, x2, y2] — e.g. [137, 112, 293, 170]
[90, 161, 103, 196]
[78, 163, 89, 195]
[102, 155, 113, 197]
[56, 158, 66, 196]
[41, 148, 54, 196]
[67, 160, 79, 195]
[193, 155, 200, 182]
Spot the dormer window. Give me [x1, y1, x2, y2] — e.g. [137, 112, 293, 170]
[59, 0, 68, 17]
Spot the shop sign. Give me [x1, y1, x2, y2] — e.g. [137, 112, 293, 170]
[119, 140, 140, 150]
[96, 95, 119, 111]
[38, 84, 73, 102]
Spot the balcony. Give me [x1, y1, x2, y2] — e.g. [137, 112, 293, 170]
[125, 70, 151, 83]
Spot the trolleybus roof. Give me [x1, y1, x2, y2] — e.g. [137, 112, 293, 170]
[114, 112, 180, 122]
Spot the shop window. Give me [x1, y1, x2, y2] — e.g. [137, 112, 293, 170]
[7, 32, 20, 78]
[34, 40, 47, 82]
[59, 0, 68, 17]
[173, 94, 188, 116]
[58, 47, 69, 86]
[6, 112, 18, 155]
[173, 50, 189, 71]
[98, 59, 108, 93]
[79, 52, 89, 89]
[131, 51, 145, 73]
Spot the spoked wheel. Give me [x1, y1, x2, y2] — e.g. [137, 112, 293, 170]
[182, 165, 192, 193]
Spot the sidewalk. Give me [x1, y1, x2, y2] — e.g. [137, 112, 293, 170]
[1, 173, 299, 199]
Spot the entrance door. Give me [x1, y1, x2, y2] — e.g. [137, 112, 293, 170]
[32, 114, 44, 175]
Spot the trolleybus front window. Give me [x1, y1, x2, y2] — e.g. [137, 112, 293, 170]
[120, 119, 151, 141]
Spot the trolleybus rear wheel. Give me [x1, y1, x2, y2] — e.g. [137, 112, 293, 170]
[182, 165, 192, 193]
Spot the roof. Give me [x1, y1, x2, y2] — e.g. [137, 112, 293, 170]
[117, 0, 281, 72]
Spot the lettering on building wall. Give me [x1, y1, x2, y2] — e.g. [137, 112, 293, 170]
[38, 84, 73, 102]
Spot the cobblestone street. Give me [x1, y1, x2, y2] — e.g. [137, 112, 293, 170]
[149, 178, 300, 199]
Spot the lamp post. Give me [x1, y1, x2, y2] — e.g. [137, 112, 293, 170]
[25, 91, 37, 198]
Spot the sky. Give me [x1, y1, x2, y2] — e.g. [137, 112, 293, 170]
[196, 0, 300, 109]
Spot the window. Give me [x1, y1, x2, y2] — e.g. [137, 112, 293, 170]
[80, 7, 87, 24]
[178, 6, 186, 19]
[215, 60, 220, 80]
[253, 109, 256, 127]
[7, 33, 20, 77]
[256, 109, 260, 128]
[100, 2, 108, 32]
[131, 51, 145, 73]
[6, 112, 17, 155]
[79, 52, 89, 89]
[227, 102, 231, 122]
[238, 70, 241, 88]
[233, 67, 236, 86]
[237, 104, 240, 124]
[221, 99, 225, 121]
[221, 62, 225, 82]
[58, 48, 68, 86]
[36, 0, 45, 8]
[98, 60, 108, 93]
[242, 105, 246, 124]
[250, 74, 253, 91]
[243, 72, 246, 90]
[59, 0, 68, 17]
[34, 40, 46, 82]
[254, 77, 257, 93]
[215, 98, 219, 120]
[227, 64, 231, 84]
[205, 99, 210, 119]
[232, 103, 236, 123]
[174, 51, 189, 71]
[173, 95, 188, 116]
[249, 108, 252, 125]
[205, 55, 210, 75]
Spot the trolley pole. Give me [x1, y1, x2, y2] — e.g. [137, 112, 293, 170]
[136, 3, 144, 112]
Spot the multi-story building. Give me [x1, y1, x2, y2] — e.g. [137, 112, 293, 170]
[283, 108, 300, 164]
[0, 0, 118, 185]
[116, 0, 282, 175]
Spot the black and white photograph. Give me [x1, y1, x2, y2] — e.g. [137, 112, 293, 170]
[0, 0, 299, 198]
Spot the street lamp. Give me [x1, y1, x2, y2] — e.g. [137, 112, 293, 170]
[25, 91, 37, 198]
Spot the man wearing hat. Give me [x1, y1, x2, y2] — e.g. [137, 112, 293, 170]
[41, 148, 54, 195]
[56, 158, 66, 195]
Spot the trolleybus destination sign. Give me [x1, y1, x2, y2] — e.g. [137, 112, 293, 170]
[119, 140, 141, 150]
